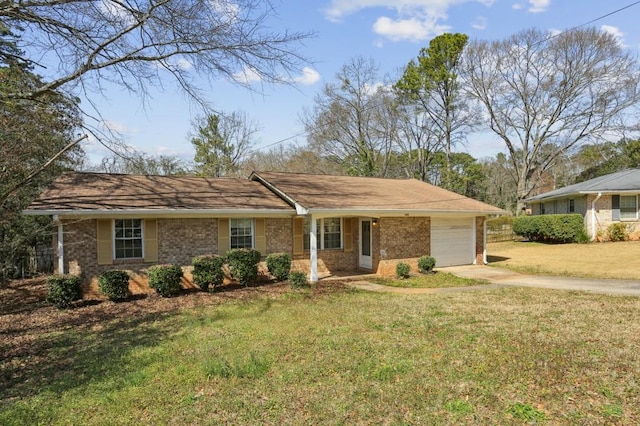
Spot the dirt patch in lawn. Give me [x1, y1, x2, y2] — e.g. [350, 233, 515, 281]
[488, 240, 640, 280]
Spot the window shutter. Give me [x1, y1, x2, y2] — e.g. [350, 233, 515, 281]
[293, 217, 304, 255]
[255, 218, 266, 255]
[343, 218, 353, 252]
[218, 218, 230, 255]
[144, 219, 158, 262]
[612, 195, 620, 221]
[96, 219, 113, 265]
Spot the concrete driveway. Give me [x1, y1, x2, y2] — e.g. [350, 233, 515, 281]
[346, 266, 640, 296]
[441, 265, 640, 297]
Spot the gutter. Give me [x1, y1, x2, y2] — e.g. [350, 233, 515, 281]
[591, 192, 602, 242]
[22, 208, 296, 218]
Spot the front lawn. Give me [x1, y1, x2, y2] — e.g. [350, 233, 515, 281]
[370, 271, 489, 288]
[488, 240, 640, 280]
[2, 278, 640, 424]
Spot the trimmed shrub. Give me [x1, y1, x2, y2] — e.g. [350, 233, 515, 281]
[266, 252, 292, 281]
[192, 255, 225, 291]
[46, 274, 82, 309]
[396, 262, 410, 279]
[513, 214, 585, 243]
[98, 270, 130, 301]
[288, 271, 308, 289]
[226, 249, 261, 286]
[607, 223, 629, 242]
[148, 264, 183, 297]
[576, 228, 591, 244]
[417, 255, 436, 274]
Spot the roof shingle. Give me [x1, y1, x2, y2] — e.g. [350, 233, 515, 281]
[27, 172, 294, 212]
[526, 169, 640, 202]
[252, 171, 504, 213]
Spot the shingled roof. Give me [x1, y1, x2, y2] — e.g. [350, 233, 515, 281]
[26, 171, 504, 216]
[26, 172, 294, 214]
[251, 171, 504, 214]
[526, 169, 640, 202]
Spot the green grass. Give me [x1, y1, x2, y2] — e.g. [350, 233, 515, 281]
[3, 287, 640, 424]
[370, 271, 490, 288]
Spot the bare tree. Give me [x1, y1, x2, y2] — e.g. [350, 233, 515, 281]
[0, 1, 310, 201]
[303, 56, 396, 177]
[392, 103, 443, 181]
[191, 111, 258, 177]
[239, 143, 344, 176]
[97, 151, 189, 175]
[1, 0, 310, 102]
[464, 28, 640, 211]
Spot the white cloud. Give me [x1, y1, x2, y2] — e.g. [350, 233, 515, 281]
[98, 0, 135, 24]
[373, 16, 450, 42]
[101, 120, 128, 134]
[471, 16, 487, 30]
[601, 25, 625, 46]
[547, 28, 562, 37]
[364, 82, 385, 96]
[323, 0, 492, 42]
[293, 67, 321, 85]
[512, 3, 523, 10]
[232, 66, 262, 84]
[528, 0, 550, 13]
[171, 58, 193, 71]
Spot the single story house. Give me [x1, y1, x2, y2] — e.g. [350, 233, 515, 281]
[525, 169, 640, 240]
[25, 171, 504, 291]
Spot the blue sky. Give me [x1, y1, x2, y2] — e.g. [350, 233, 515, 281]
[82, 0, 640, 165]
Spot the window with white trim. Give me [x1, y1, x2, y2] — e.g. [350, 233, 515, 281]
[230, 218, 253, 249]
[303, 217, 342, 250]
[568, 199, 575, 213]
[114, 219, 143, 259]
[620, 195, 638, 220]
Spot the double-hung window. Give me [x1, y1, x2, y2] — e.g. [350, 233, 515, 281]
[231, 218, 253, 249]
[114, 219, 143, 259]
[620, 195, 638, 220]
[303, 217, 342, 250]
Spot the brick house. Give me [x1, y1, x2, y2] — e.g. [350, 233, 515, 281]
[25, 171, 504, 292]
[525, 169, 640, 240]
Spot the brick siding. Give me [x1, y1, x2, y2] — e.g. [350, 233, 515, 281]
[375, 217, 430, 275]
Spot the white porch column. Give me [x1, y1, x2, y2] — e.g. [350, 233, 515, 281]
[54, 215, 64, 274]
[483, 218, 488, 264]
[309, 215, 318, 283]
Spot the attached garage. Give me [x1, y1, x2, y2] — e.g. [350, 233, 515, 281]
[431, 217, 475, 267]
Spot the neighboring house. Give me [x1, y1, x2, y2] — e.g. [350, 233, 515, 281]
[525, 169, 640, 240]
[24, 171, 504, 292]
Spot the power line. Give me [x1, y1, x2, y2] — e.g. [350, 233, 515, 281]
[539, 0, 640, 44]
[253, 2, 640, 156]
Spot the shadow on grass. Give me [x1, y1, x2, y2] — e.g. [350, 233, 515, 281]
[0, 277, 295, 406]
[487, 255, 510, 262]
[0, 307, 179, 404]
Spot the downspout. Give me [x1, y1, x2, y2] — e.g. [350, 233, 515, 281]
[309, 215, 318, 283]
[54, 215, 64, 274]
[591, 192, 602, 242]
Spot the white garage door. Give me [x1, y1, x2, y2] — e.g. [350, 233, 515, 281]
[431, 217, 475, 267]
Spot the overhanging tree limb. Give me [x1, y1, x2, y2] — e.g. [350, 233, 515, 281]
[0, 134, 88, 207]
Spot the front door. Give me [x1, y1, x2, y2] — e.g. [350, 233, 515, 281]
[359, 219, 372, 269]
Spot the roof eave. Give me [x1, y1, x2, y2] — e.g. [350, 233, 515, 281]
[299, 208, 506, 217]
[23, 208, 296, 218]
[527, 189, 640, 203]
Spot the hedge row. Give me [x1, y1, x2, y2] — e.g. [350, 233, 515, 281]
[47, 249, 298, 306]
[513, 214, 587, 243]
